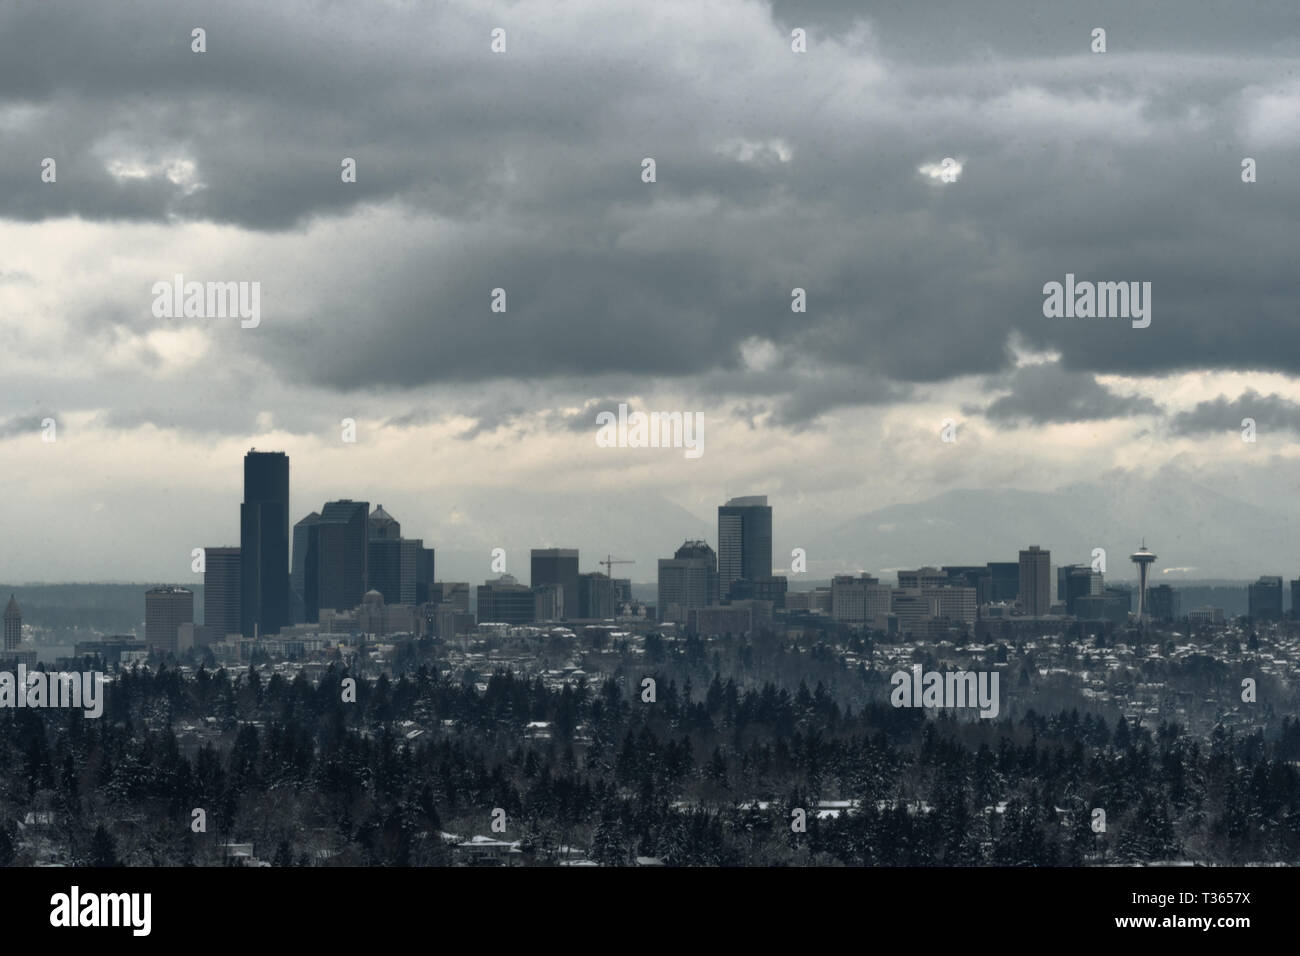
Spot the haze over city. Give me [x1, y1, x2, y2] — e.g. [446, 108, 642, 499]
[3, 0, 1300, 582]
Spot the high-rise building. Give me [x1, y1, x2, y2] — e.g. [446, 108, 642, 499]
[368, 504, 401, 541]
[240, 450, 290, 637]
[416, 546, 436, 605]
[578, 571, 613, 619]
[3, 595, 20, 651]
[658, 540, 719, 624]
[532, 549, 579, 619]
[922, 586, 977, 626]
[1146, 584, 1178, 622]
[717, 495, 773, 601]
[831, 574, 890, 624]
[727, 575, 789, 608]
[145, 586, 193, 655]
[533, 584, 565, 621]
[315, 500, 369, 615]
[1292, 579, 1300, 620]
[1248, 575, 1283, 621]
[291, 512, 320, 624]
[363, 507, 432, 607]
[429, 581, 469, 612]
[943, 566, 993, 605]
[987, 562, 1020, 603]
[1018, 546, 1051, 616]
[203, 547, 241, 638]
[897, 567, 948, 589]
[477, 574, 534, 625]
[1059, 564, 1103, 616]
[368, 537, 402, 604]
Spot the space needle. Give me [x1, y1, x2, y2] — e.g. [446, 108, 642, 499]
[1130, 541, 1157, 622]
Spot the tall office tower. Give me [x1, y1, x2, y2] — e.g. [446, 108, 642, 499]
[612, 579, 633, 607]
[368, 538, 402, 604]
[1129, 543, 1157, 622]
[658, 539, 719, 624]
[416, 546, 436, 605]
[1059, 564, 1103, 616]
[291, 512, 320, 623]
[369, 504, 401, 540]
[1248, 575, 1284, 621]
[204, 547, 242, 638]
[399, 538, 421, 604]
[240, 450, 290, 637]
[531, 549, 579, 619]
[3, 595, 20, 651]
[1018, 546, 1051, 617]
[477, 574, 535, 625]
[316, 499, 369, 614]
[145, 586, 194, 655]
[717, 495, 773, 601]
[1292, 579, 1300, 620]
[987, 562, 1020, 602]
[578, 571, 613, 619]
[1146, 584, 1178, 622]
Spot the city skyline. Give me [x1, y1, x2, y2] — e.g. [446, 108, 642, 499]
[3, 1, 1300, 586]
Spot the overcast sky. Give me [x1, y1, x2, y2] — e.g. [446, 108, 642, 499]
[1, 0, 1299, 584]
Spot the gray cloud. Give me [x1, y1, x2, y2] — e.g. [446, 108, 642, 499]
[972, 363, 1161, 424]
[1169, 389, 1300, 435]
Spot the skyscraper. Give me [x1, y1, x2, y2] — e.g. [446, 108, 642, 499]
[315, 499, 369, 615]
[531, 548, 579, 620]
[1248, 575, 1283, 621]
[240, 450, 290, 637]
[3, 595, 20, 652]
[1147, 584, 1178, 622]
[658, 540, 719, 624]
[717, 495, 772, 602]
[1018, 546, 1051, 617]
[291, 512, 320, 623]
[987, 562, 1020, 603]
[146, 586, 193, 655]
[203, 547, 241, 638]
[477, 574, 534, 625]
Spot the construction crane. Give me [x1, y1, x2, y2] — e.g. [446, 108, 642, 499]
[599, 555, 635, 616]
[599, 554, 635, 577]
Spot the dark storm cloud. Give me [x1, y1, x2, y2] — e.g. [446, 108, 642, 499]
[1169, 389, 1300, 435]
[0, 414, 54, 439]
[4, 0, 1300, 416]
[972, 363, 1161, 424]
[769, 0, 1300, 57]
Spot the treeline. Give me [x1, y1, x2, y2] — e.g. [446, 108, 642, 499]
[1, 662, 1299, 866]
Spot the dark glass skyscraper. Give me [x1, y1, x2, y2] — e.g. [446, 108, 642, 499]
[531, 548, 579, 620]
[291, 512, 320, 624]
[204, 546, 242, 638]
[717, 495, 772, 602]
[316, 499, 369, 615]
[240, 450, 290, 637]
